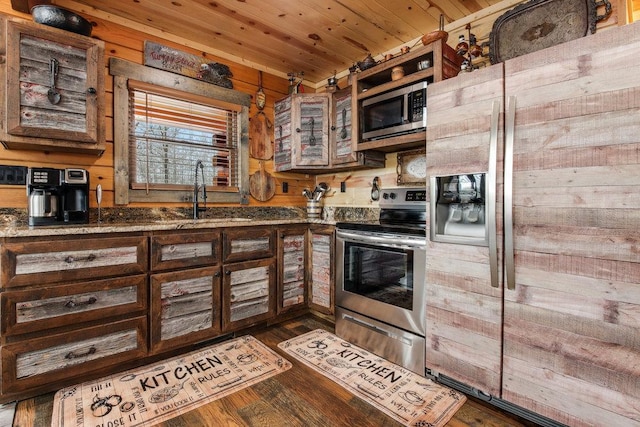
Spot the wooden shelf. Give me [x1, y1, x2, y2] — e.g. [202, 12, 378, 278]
[357, 68, 435, 101]
[356, 132, 426, 153]
[353, 38, 462, 153]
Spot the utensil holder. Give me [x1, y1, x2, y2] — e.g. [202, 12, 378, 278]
[306, 200, 322, 219]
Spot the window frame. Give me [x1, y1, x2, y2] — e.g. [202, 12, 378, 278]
[110, 58, 250, 205]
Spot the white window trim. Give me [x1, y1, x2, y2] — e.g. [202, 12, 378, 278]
[109, 58, 250, 205]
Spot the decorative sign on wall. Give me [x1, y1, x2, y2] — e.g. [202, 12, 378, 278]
[144, 41, 233, 88]
[397, 148, 427, 185]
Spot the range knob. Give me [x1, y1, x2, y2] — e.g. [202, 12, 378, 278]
[382, 192, 390, 199]
[389, 192, 397, 199]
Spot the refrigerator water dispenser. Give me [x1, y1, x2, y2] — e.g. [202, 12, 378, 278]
[430, 173, 488, 246]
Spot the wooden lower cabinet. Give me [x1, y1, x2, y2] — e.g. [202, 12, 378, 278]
[151, 231, 221, 271]
[1, 317, 147, 395]
[277, 226, 307, 314]
[308, 226, 334, 314]
[0, 236, 148, 288]
[222, 227, 275, 263]
[150, 266, 221, 354]
[1, 275, 147, 337]
[0, 233, 149, 402]
[222, 257, 277, 331]
[0, 223, 327, 402]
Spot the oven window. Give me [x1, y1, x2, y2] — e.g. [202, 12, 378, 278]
[343, 242, 413, 310]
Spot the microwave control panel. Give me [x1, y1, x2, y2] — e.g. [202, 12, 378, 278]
[410, 89, 425, 122]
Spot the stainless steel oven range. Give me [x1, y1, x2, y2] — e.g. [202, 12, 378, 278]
[336, 187, 427, 375]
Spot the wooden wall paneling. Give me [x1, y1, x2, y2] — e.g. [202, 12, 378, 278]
[0, 7, 301, 210]
[502, 21, 640, 426]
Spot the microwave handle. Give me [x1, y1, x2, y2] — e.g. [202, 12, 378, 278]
[403, 93, 410, 124]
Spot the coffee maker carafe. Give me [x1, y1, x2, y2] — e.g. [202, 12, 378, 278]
[27, 168, 63, 226]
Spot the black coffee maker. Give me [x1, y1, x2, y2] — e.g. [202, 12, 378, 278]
[27, 167, 90, 226]
[61, 168, 90, 224]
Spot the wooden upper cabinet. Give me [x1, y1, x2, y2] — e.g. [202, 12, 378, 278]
[274, 93, 330, 172]
[274, 91, 384, 173]
[0, 16, 105, 155]
[329, 87, 385, 171]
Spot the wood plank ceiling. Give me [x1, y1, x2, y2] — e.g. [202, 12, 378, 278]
[42, 0, 503, 84]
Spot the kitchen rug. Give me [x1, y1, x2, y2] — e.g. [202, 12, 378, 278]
[51, 335, 291, 427]
[278, 329, 466, 427]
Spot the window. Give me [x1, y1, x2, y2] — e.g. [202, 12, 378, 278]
[110, 58, 250, 205]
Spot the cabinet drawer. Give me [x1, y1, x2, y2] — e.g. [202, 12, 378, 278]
[1, 236, 148, 288]
[151, 231, 221, 271]
[1, 317, 147, 394]
[150, 266, 221, 354]
[222, 228, 275, 263]
[1, 275, 147, 337]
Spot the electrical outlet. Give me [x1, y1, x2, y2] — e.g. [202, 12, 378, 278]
[340, 181, 346, 192]
[0, 165, 27, 185]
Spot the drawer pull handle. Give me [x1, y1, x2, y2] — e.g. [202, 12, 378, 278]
[65, 254, 97, 264]
[65, 346, 97, 360]
[65, 297, 98, 308]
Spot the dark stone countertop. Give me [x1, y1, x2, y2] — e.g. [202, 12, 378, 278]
[0, 207, 379, 238]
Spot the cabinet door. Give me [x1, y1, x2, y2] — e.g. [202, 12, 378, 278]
[330, 88, 357, 165]
[273, 94, 330, 171]
[1, 317, 146, 395]
[277, 226, 307, 314]
[502, 23, 640, 426]
[274, 96, 293, 171]
[293, 94, 329, 167]
[150, 266, 221, 354]
[0, 17, 105, 154]
[425, 65, 504, 397]
[308, 226, 334, 314]
[0, 236, 148, 288]
[222, 258, 276, 331]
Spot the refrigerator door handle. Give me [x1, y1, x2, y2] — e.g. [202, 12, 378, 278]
[504, 96, 516, 290]
[488, 100, 500, 288]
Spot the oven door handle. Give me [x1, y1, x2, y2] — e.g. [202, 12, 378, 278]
[343, 314, 414, 346]
[337, 230, 425, 249]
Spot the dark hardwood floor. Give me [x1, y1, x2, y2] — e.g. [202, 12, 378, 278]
[13, 315, 538, 426]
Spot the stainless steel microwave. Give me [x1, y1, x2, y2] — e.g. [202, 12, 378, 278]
[360, 81, 427, 142]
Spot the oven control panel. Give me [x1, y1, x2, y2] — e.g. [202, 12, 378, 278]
[380, 187, 426, 206]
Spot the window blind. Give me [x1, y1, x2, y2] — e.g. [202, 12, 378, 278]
[128, 82, 239, 193]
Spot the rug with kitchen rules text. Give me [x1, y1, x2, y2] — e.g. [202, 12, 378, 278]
[278, 329, 466, 427]
[51, 335, 291, 427]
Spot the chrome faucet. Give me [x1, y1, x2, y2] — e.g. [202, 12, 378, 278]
[193, 160, 207, 219]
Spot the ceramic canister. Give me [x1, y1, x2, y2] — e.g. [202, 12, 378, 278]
[391, 66, 405, 81]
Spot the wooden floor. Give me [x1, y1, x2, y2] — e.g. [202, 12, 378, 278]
[13, 315, 539, 426]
